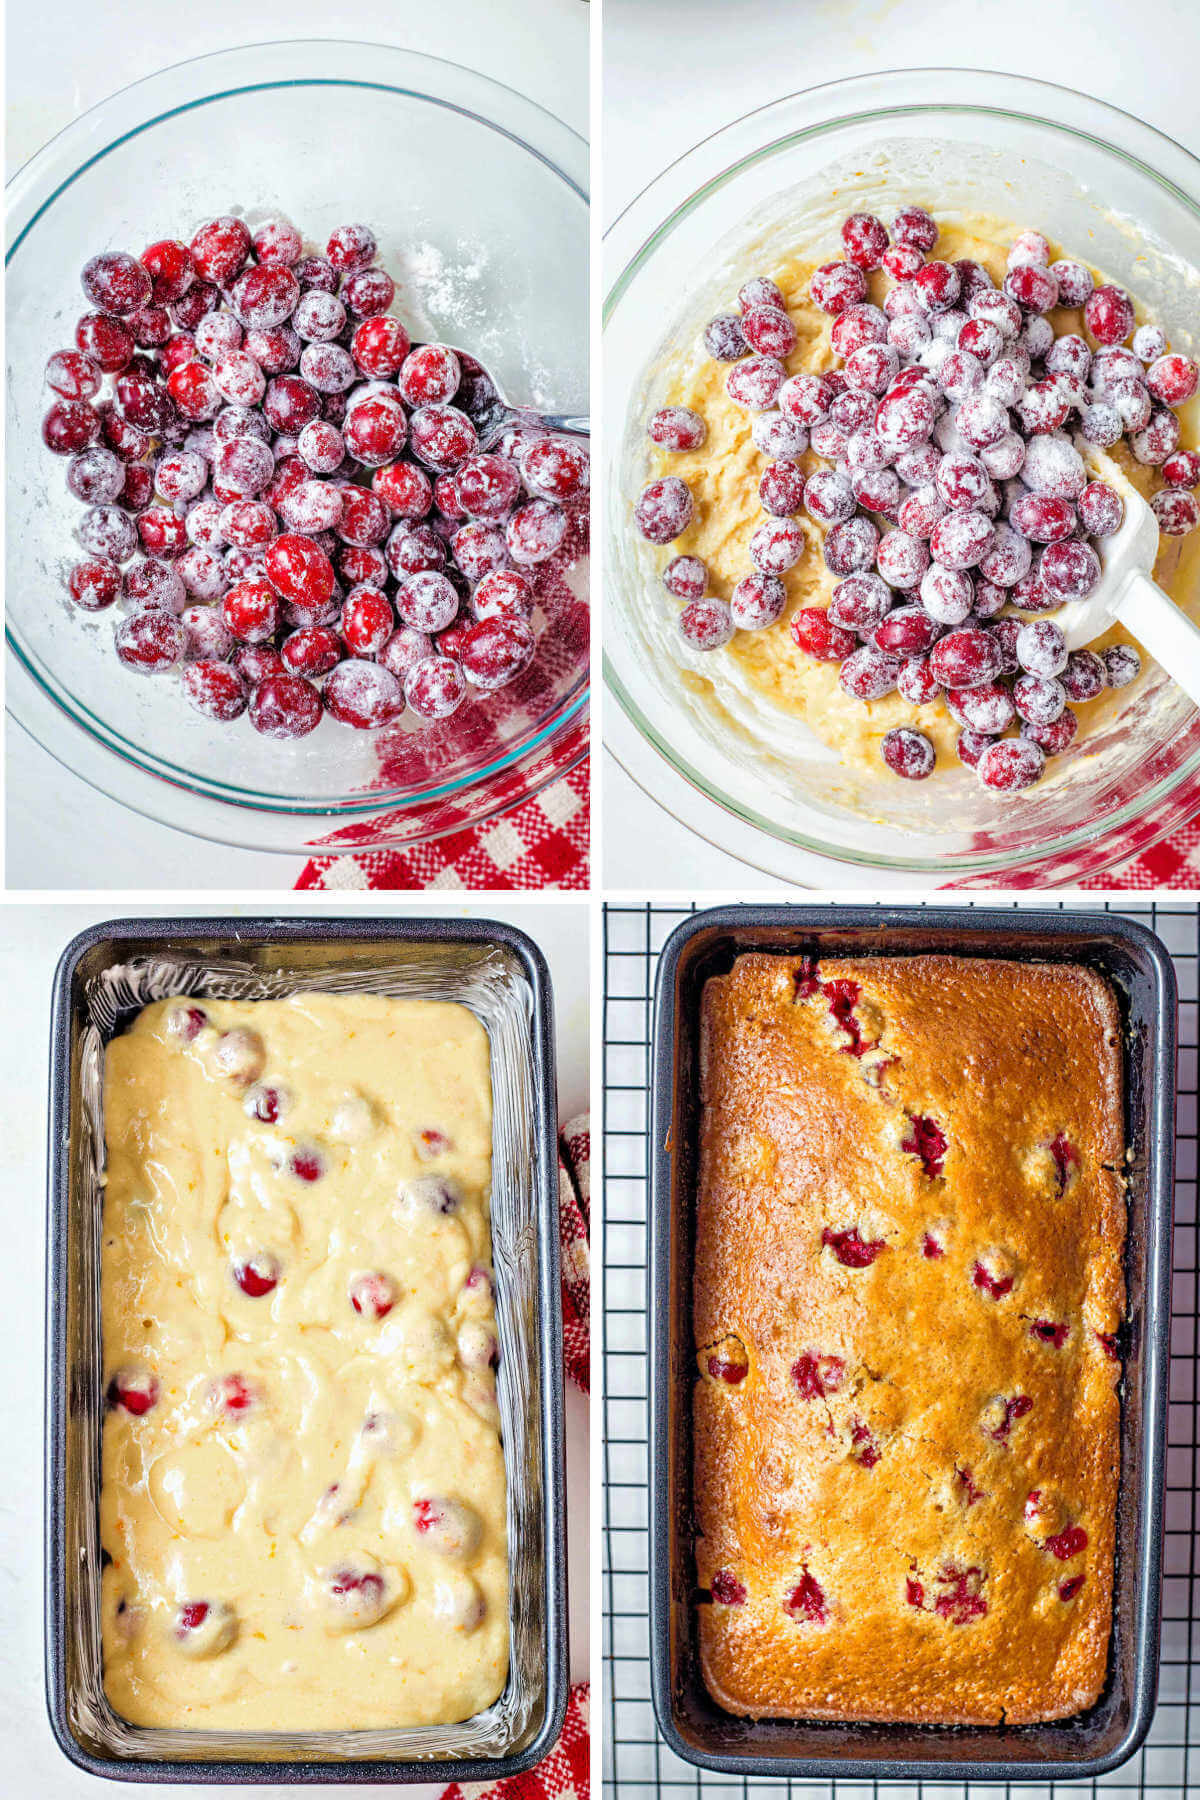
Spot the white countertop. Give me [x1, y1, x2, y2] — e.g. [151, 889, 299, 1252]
[601, 0, 1200, 889]
[5, 0, 588, 891]
[0, 899, 589, 1796]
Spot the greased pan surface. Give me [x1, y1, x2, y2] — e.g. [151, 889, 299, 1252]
[648, 905, 1174, 1782]
[47, 916, 567, 1784]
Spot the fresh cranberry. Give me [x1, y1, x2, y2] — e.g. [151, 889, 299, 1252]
[372, 461, 433, 521]
[1153, 489, 1200, 536]
[81, 251, 152, 316]
[233, 644, 285, 685]
[248, 672, 323, 738]
[1132, 407, 1182, 466]
[66, 558, 120, 611]
[1164, 449, 1200, 491]
[404, 654, 467, 718]
[635, 477, 693, 544]
[115, 608, 185, 672]
[875, 382, 937, 449]
[823, 516, 879, 577]
[790, 607, 857, 661]
[880, 726, 934, 779]
[839, 644, 901, 701]
[326, 223, 376, 272]
[221, 578, 278, 643]
[810, 260, 867, 316]
[277, 626, 339, 677]
[350, 316, 412, 378]
[320, 660, 403, 728]
[265, 533, 335, 609]
[190, 217, 251, 286]
[892, 206, 938, 252]
[1084, 284, 1136, 346]
[1041, 540, 1102, 599]
[915, 260, 961, 313]
[231, 263, 299, 329]
[234, 1252, 280, 1297]
[977, 737, 1045, 791]
[75, 310, 135, 372]
[457, 616, 535, 690]
[842, 212, 890, 269]
[337, 265, 393, 315]
[43, 400, 99, 454]
[181, 660, 247, 721]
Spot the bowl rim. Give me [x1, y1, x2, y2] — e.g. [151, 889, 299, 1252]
[602, 66, 1200, 879]
[7, 38, 589, 841]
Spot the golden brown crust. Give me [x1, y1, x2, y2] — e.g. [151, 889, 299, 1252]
[694, 953, 1126, 1725]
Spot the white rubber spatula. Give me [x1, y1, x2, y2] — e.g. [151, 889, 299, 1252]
[1056, 440, 1200, 705]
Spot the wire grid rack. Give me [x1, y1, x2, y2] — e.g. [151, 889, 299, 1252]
[602, 899, 1200, 1800]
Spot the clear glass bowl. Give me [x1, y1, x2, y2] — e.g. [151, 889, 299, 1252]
[604, 69, 1200, 883]
[8, 40, 589, 857]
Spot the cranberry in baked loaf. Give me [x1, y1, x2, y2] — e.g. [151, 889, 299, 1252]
[693, 953, 1125, 1725]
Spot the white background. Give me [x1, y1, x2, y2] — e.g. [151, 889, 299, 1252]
[0, 899, 590, 1794]
[602, 0, 1200, 890]
[5, 0, 588, 891]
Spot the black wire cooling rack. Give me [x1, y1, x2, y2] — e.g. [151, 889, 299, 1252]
[602, 898, 1199, 1798]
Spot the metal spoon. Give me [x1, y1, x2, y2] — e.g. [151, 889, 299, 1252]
[426, 343, 589, 451]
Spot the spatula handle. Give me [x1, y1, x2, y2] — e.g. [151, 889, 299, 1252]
[1116, 570, 1200, 710]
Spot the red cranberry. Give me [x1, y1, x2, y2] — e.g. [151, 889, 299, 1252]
[1004, 263, 1058, 314]
[458, 616, 535, 689]
[779, 372, 833, 425]
[823, 516, 879, 577]
[791, 607, 857, 661]
[67, 445, 124, 504]
[351, 316, 412, 378]
[190, 216, 250, 285]
[881, 726, 935, 779]
[875, 607, 940, 657]
[635, 477, 693, 544]
[1163, 449, 1200, 491]
[875, 382, 936, 449]
[107, 1368, 160, 1414]
[710, 1571, 746, 1606]
[66, 559, 120, 611]
[758, 461, 806, 517]
[387, 521, 447, 577]
[648, 406, 706, 453]
[180, 603, 232, 660]
[1023, 709, 1079, 755]
[742, 305, 798, 358]
[46, 348, 102, 401]
[211, 1373, 255, 1415]
[350, 1271, 398, 1319]
[1013, 673, 1066, 725]
[404, 654, 467, 718]
[829, 570, 891, 631]
[394, 570, 456, 634]
[233, 644, 285, 684]
[123, 559, 185, 611]
[221, 577, 279, 644]
[81, 251, 152, 316]
[840, 645, 901, 701]
[810, 261, 867, 316]
[841, 212, 890, 269]
[324, 660, 405, 728]
[340, 266, 395, 316]
[265, 533, 335, 608]
[326, 224, 376, 272]
[730, 572, 785, 630]
[248, 673, 323, 738]
[947, 682, 1015, 734]
[181, 661, 247, 721]
[280, 625, 341, 676]
[977, 737, 1045, 791]
[373, 461, 433, 519]
[892, 206, 938, 252]
[1041, 540, 1101, 598]
[115, 608, 185, 672]
[455, 454, 521, 519]
[804, 468, 856, 525]
[1153, 489, 1200, 536]
[832, 304, 889, 358]
[75, 311, 135, 372]
[234, 1252, 280, 1297]
[703, 313, 748, 360]
[43, 400, 99, 454]
[506, 498, 567, 565]
[231, 263, 299, 329]
[726, 355, 786, 410]
[915, 260, 961, 313]
[1132, 408, 1182, 466]
[783, 1570, 828, 1624]
[1084, 284, 1136, 347]
[928, 628, 1001, 690]
[1010, 493, 1076, 543]
[791, 1351, 844, 1398]
[1016, 618, 1067, 677]
[244, 324, 301, 374]
[212, 436, 275, 496]
[474, 567, 535, 618]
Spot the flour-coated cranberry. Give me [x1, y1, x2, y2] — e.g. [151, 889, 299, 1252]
[326, 223, 376, 273]
[882, 242, 925, 282]
[840, 645, 902, 700]
[46, 347, 102, 402]
[946, 682, 1014, 735]
[247, 219, 300, 269]
[853, 466, 902, 517]
[214, 403, 272, 446]
[954, 727, 995, 768]
[934, 452, 987, 511]
[888, 311, 932, 358]
[152, 449, 206, 507]
[920, 564, 974, 624]
[977, 737, 1045, 790]
[1131, 407, 1182, 466]
[81, 251, 152, 316]
[831, 391, 876, 435]
[725, 355, 786, 411]
[471, 568, 534, 621]
[1084, 284, 1136, 346]
[408, 401, 481, 471]
[216, 500, 273, 551]
[404, 654, 468, 717]
[178, 546, 228, 600]
[1110, 368, 1155, 430]
[1042, 539, 1102, 597]
[930, 509, 994, 571]
[67, 445, 124, 504]
[278, 626, 339, 677]
[1021, 434, 1086, 501]
[822, 516, 878, 577]
[458, 616, 535, 689]
[635, 477, 693, 544]
[337, 548, 388, 593]
[332, 267, 391, 320]
[810, 260, 867, 316]
[75, 310, 135, 373]
[1129, 323, 1167, 365]
[1058, 649, 1106, 703]
[779, 372, 833, 426]
[972, 579, 1007, 619]
[1104, 644, 1141, 688]
[846, 343, 900, 398]
[892, 206, 937, 252]
[898, 485, 946, 540]
[1146, 352, 1200, 409]
[335, 586, 392, 653]
[194, 316, 241, 370]
[929, 627, 1001, 690]
[373, 460, 433, 519]
[231, 263, 299, 329]
[1013, 671, 1066, 721]
[138, 241, 194, 310]
[758, 460, 806, 517]
[248, 672, 323, 738]
[1164, 450, 1200, 491]
[828, 571, 892, 632]
[703, 313, 749, 361]
[278, 478, 341, 535]
[123, 559, 186, 612]
[130, 505, 183, 559]
[168, 280, 219, 333]
[742, 305, 797, 358]
[322, 660, 403, 727]
[67, 558, 120, 611]
[936, 348, 984, 402]
[1003, 263, 1058, 314]
[453, 453, 520, 519]
[1154, 489, 1200, 535]
[387, 521, 447, 577]
[1008, 572, 1054, 615]
[118, 462, 155, 510]
[730, 572, 786, 630]
[1079, 402, 1123, 448]
[77, 503, 136, 562]
[376, 626, 433, 682]
[180, 660, 246, 721]
[1048, 258, 1093, 307]
[841, 212, 890, 269]
[875, 381, 937, 451]
[333, 488, 387, 551]
[221, 578, 279, 644]
[914, 260, 961, 314]
[979, 524, 1032, 589]
[232, 644, 284, 685]
[734, 275, 784, 314]
[791, 607, 857, 661]
[236, 324, 296, 375]
[1016, 618, 1067, 677]
[648, 407, 707, 457]
[190, 217, 251, 286]
[290, 290, 345, 345]
[881, 726, 935, 779]
[446, 519, 503, 579]
[876, 528, 929, 589]
[1010, 492, 1076, 543]
[265, 533, 335, 608]
[832, 304, 889, 358]
[212, 436, 275, 496]
[115, 608, 185, 671]
[180, 603, 232, 660]
[958, 318, 1003, 367]
[393, 570, 455, 634]
[1022, 708, 1079, 754]
[1016, 377, 1070, 437]
[896, 655, 939, 705]
[875, 606, 940, 656]
[43, 399, 100, 454]
[804, 468, 856, 525]
[966, 292, 1021, 346]
[258, 374, 319, 435]
[348, 318, 410, 382]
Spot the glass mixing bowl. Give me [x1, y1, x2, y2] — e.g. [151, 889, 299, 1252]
[8, 40, 588, 857]
[604, 68, 1200, 884]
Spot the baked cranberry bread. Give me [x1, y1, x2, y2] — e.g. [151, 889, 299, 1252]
[694, 952, 1126, 1725]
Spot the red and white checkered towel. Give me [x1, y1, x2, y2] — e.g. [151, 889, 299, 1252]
[439, 1114, 591, 1798]
[297, 757, 588, 891]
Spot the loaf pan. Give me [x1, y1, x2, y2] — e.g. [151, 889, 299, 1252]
[47, 916, 567, 1784]
[648, 904, 1174, 1782]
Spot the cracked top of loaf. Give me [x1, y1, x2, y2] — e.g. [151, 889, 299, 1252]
[693, 951, 1126, 1726]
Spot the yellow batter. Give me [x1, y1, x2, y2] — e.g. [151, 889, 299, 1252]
[648, 213, 1200, 774]
[99, 992, 508, 1731]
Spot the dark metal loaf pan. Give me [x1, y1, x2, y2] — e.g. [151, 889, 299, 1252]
[648, 904, 1175, 1782]
[47, 915, 567, 1784]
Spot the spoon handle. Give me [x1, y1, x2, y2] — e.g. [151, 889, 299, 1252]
[1117, 569, 1200, 710]
[535, 413, 590, 439]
